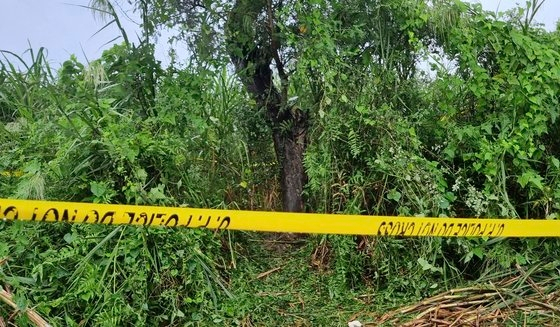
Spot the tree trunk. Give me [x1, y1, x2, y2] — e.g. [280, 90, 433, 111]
[272, 116, 307, 212]
[226, 0, 308, 212]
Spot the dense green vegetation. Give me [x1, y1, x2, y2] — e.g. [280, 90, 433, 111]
[1, 0, 560, 325]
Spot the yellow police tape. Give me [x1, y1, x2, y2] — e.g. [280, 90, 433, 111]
[1, 198, 559, 237]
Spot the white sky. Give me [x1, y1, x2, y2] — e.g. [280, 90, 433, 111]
[0, 0, 558, 68]
[0, 0, 172, 67]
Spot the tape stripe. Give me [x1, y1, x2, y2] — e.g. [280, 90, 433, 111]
[0, 198, 558, 237]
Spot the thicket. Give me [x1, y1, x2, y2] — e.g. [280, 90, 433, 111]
[1, 0, 560, 325]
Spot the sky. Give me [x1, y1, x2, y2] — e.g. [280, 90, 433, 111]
[0, 0, 172, 67]
[0, 0, 559, 68]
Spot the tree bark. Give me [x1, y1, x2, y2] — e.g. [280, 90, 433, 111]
[272, 112, 307, 212]
[226, 0, 307, 212]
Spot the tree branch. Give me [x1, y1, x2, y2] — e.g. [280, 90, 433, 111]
[266, 0, 289, 103]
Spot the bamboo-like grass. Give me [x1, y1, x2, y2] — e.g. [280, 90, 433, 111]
[377, 263, 560, 326]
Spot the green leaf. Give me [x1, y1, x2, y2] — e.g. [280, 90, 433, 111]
[518, 170, 544, 190]
[148, 185, 167, 201]
[472, 247, 484, 259]
[13, 293, 27, 310]
[551, 157, 559, 169]
[417, 258, 442, 274]
[417, 257, 431, 271]
[63, 233, 75, 244]
[528, 96, 541, 105]
[438, 198, 450, 209]
[387, 189, 401, 202]
[90, 181, 107, 197]
[355, 105, 368, 114]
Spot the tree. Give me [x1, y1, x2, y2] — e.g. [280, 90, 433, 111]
[89, 0, 314, 212]
[88, 0, 462, 213]
[222, 0, 308, 212]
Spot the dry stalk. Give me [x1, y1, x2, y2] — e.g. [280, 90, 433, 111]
[415, 299, 489, 320]
[0, 286, 51, 327]
[449, 310, 469, 327]
[376, 269, 560, 327]
[515, 264, 545, 298]
[523, 298, 560, 313]
[256, 266, 283, 279]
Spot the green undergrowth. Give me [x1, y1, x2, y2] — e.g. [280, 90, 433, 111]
[0, 220, 477, 326]
[217, 235, 560, 326]
[2, 224, 560, 326]
[216, 234, 376, 326]
[0, 221, 224, 326]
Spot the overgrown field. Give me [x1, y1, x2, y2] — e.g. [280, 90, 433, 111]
[1, 0, 560, 325]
